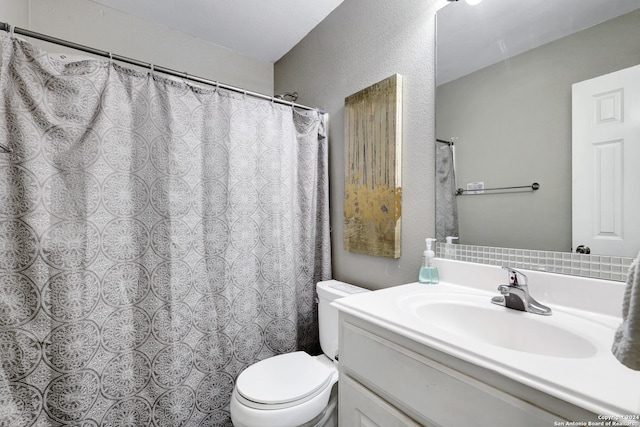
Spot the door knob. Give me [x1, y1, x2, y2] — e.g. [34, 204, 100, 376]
[576, 245, 591, 254]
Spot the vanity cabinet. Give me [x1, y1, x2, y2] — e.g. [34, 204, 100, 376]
[340, 375, 422, 427]
[338, 312, 597, 427]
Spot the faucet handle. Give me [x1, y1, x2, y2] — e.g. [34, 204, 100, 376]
[502, 266, 527, 286]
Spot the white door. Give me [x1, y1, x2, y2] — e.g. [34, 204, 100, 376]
[572, 64, 640, 257]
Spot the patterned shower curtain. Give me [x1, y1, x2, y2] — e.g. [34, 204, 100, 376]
[0, 33, 330, 426]
[435, 143, 458, 243]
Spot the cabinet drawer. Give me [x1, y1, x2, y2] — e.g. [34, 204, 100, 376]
[340, 375, 423, 427]
[340, 321, 561, 426]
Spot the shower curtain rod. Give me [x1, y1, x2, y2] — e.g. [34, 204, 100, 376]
[0, 21, 324, 114]
[437, 139, 454, 146]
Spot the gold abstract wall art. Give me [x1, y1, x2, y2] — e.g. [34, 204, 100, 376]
[344, 74, 402, 258]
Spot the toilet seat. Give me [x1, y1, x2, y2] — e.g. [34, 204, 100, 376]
[235, 351, 334, 410]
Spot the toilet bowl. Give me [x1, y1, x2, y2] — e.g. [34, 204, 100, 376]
[230, 280, 368, 427]
[230, 352, 337, 427]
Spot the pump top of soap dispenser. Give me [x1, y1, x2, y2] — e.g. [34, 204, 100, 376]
[445, 236, 458, 259]
[424, 238, 436, 259]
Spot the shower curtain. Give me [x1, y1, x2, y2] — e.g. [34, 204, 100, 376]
[0, 33, 330, 426]
[435, 143, 458, 243]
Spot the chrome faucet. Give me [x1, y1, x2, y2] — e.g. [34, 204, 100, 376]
[491, 267, 552, 315]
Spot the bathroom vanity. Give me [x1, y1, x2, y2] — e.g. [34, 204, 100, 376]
[333, 259, 640, 426]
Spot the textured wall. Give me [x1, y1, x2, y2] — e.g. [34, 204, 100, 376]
[275, 0, 448, 289]
[0, 0, 274, 93]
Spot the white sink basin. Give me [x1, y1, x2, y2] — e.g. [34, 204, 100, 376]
[401, 293, 599, 359]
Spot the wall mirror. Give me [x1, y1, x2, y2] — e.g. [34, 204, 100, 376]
[435, 0, 640, 260]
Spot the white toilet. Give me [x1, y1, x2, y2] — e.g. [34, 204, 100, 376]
[230, 280, 368, 427]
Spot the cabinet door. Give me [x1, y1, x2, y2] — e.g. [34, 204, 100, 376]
[340, 375, 424, 427]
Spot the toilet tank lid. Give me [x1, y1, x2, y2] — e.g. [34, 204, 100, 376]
[236, 351, 333, 406]
[316, 280, 368, 301]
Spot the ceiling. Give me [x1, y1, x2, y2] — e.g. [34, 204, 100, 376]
[437, 0, 640, 85]
[88, 0, 640, 74]
[89, 0, 345, 63]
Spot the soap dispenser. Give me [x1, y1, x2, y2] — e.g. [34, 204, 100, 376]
[445, 236, 459, 259]
[419, 238, 439, 284]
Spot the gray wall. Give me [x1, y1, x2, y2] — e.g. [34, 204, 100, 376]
[0, 0, 274, 93]
[436, 10, 640, 252]
[275, 0, 448, 289]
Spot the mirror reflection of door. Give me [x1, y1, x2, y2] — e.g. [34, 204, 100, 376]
[572, 64, 640, 257]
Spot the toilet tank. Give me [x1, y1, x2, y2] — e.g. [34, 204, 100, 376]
[316, 280, 369, 361]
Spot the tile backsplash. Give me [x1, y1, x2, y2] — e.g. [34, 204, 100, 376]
[435, 243, 634, 282]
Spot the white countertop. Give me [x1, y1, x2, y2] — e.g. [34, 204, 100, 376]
[333, 260, 640, 418]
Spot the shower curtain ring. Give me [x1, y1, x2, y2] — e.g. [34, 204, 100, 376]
[9, 25, 15, 37]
